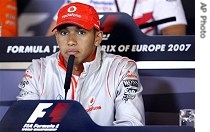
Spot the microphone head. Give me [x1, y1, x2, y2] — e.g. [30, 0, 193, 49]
[68, 55, 75, 65]
[64, 55, 75, 99]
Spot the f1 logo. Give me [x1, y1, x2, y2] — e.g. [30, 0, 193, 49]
[27, 103, 52, 123]
[27, 103, 70, 123]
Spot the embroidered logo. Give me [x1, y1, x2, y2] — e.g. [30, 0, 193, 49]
[122, 88, 138, 102]
[88, 96, 95, 106]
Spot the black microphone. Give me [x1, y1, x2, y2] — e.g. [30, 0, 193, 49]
[64, 55, 75, 100]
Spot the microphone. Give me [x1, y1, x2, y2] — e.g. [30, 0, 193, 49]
[64, 55, 75, 100]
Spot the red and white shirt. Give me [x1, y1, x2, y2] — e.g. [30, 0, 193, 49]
[54, 0, 187, 35]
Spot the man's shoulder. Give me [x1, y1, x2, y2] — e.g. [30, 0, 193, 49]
[103, 52, 135, 64]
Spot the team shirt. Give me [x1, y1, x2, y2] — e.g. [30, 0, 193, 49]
[53, 0, 187, 35]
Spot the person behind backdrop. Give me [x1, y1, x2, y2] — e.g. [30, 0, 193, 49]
[17, 2, 145, 126]
[0, 0, 18, 37]
[46, 0, 187, 36]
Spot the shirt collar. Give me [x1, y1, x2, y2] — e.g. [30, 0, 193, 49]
[57, 46, 103, 74]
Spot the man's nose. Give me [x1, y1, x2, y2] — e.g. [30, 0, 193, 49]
[67, 34, 77, 46]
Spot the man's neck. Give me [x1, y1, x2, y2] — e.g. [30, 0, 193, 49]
[72, 64, 84, 76]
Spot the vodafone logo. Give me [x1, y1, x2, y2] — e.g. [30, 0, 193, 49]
[88, 96, 95, 106]
[61, 6, 81, 19]
[68, 6, 77, 13]
[22, 103, 70, 131]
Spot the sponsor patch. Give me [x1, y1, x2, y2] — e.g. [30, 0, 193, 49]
[123, 79, 138, 87]
[18, 90, 33, 97]
[126, 70, 138, 79]
[122, 87, 138, 102]
[19, 80, 29, 88]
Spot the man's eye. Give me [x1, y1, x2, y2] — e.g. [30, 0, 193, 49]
[78, 30, 86, 35]
[60, 30, 68, 35]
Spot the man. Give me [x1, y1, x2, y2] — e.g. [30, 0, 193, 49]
[17, 2, 145, 126]
[46, 0, 187, 36]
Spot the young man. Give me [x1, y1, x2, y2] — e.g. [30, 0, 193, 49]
[17, 2, 145, 126]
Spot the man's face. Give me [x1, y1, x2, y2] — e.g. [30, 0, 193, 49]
[55, 25, 102, 66]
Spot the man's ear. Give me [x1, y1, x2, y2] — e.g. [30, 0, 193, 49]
[55, 31, 58, 38]
[95, 31, 103, 46]
[55, 31, 60, 44]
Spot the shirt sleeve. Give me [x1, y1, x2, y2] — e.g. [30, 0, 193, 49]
[113, 59, 145, 126]
[153, 0, 187, 31]
[16, 60, 41, 100]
